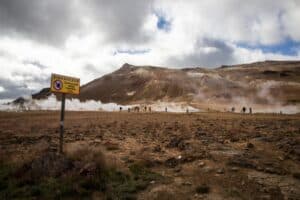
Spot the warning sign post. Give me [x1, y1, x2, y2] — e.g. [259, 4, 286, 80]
[50, 73, 80, 154]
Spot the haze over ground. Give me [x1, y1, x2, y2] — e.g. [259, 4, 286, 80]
[0, 0, 300, 100]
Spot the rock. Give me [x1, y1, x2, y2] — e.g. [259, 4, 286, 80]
[153, 145, 161, 152]
[224, 139, 230, 144]
[228, 155, 257, 169]
[216, 168, 224, 174]
[278, 156, 284, 161]
[293, 145, 300, 156]
[181, 152, 208, 163]
[202, 166, 213, 173]
[196, 184, 210, 194]
[174, 166, 182, 172]
[230, 167, 239, 172]
[166, 137, 187, 150]
[264, 167, 279, 174]
[247, 142, 254, 149]
[292, 172, 300, 180]
[182, 181, 192, 186]
[198, 161, 205, 167]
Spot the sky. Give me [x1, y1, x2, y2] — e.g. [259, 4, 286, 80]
[0, 0, 300, 100]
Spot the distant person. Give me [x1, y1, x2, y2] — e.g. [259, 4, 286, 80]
[186, 108, 189, 113]
[165, 107, 168, 112]
[231, 107, 235, 112]
[242, 107, 246, 113]
[134, 106, 140, 112]
[128, 108, 131, 112]
[119, 107, 122, 112]
[249, 107, 252, 114]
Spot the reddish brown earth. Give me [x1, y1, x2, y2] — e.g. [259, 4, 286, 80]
[0, 111, 299, 199]
[77, 61, 300, 106]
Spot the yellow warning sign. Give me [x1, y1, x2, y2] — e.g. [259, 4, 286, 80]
[50, 73, 80, 95]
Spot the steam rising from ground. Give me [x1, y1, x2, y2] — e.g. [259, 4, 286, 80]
[0, 94, 299, 114]
[0, 95, 198, 113]
[188, 73, 300, 114]
[0, 95, 131, 111]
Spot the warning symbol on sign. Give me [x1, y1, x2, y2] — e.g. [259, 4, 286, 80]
[54, 80, 63, 90]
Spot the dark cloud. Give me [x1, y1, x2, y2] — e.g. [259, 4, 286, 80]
[167, 38, 236, 68]
[0, 72, 50, 99]
[0, 0, 81, 46]
[0, 78, 33, 99]
[0, 0, 154, 46]
[84, 0, 153, 44]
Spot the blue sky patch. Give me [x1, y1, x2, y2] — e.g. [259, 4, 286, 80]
[238, 39, 300, 56]
[154, 11, 171, 32]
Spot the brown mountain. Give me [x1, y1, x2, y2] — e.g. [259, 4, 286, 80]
[76, 61, 300, 105]
[33, 60, 300, 110]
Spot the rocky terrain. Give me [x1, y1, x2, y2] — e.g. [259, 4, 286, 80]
[0, 111, 299, 199]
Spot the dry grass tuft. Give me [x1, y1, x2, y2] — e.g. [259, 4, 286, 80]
[65, 142, 106, 170]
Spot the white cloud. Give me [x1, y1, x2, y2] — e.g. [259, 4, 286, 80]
[0, 0, 299, 99]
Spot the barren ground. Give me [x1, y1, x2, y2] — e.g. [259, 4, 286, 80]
[0, 111, 299, 199]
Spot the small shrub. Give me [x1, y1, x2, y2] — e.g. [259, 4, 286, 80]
[129, 163, 162, 182]
[66, 143, 106, 171]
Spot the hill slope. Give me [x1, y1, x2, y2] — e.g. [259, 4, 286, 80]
[76, 61, 300, 106]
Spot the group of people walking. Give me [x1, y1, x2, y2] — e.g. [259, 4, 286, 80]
[231, 106, 252, 114]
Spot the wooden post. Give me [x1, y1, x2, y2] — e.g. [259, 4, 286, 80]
[59, 93, 66, 154]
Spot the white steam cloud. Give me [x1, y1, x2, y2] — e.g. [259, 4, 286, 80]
[0, 95, 199, 113]
[0, 94, 298, 114]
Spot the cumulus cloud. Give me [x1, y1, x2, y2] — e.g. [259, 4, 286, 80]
[0, 0, 81, 46]
[0, 0, 299, 99]
[82, 0, 153, 44]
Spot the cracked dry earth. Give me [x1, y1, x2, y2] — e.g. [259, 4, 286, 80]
[0, 111, 299, 200]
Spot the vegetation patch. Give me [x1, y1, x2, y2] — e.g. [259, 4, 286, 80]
[0, 150, 163, 199]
